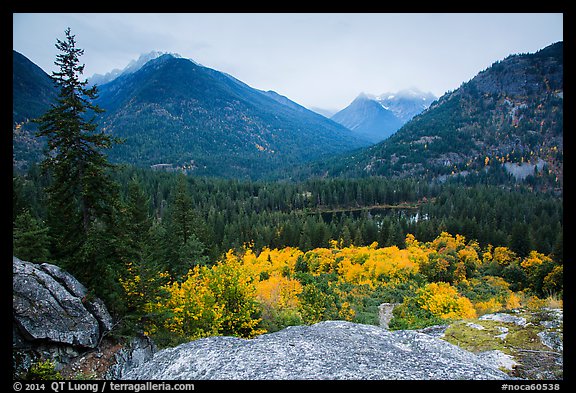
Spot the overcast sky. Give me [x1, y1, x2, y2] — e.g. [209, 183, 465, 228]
[13, 13, 563, 111]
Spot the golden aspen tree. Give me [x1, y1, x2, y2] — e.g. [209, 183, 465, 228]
[417, 282, 477, 320]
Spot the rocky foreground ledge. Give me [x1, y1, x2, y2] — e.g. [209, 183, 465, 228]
[13, 257, 154, 379]
[124, 320, 513, 380]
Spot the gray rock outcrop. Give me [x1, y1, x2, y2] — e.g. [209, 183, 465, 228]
[105, 335, 157, 379]
[378, 302, 399, 329]
[13, 256, 154, 378]
[13, 257, 113, 348]
[124, 320, 513, 380]
[479, 312, 527, 327]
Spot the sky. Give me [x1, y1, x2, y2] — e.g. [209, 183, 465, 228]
[12, 13, 563, 111]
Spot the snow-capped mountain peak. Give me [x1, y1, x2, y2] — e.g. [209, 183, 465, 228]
[89, 51, 184, 86]
[331, 88, 437, 143]
[375, 88, 437, 123]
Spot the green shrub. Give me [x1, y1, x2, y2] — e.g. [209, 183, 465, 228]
[24, 359, 63, 380]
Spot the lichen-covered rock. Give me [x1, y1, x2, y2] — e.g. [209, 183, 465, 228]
[13, 257, 106, 348]
[37, 261, 114, 333]
[538, 331, 562, 352]
[124, 321, 512, 380]
[416, 324, 449, 338]
[479, 313, 527, 326]
[58, 335, 156, 380]
[378, 302, 399, 329]
[13, 257, 157, 379]
[104, 335, 156, 379]
[13, 256, 120, 378]
[477, 350, 518, 371]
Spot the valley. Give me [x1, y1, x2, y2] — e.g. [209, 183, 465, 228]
[12, 33, 563, 381]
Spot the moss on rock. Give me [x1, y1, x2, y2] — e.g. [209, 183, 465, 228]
[441, 308, 562, 379]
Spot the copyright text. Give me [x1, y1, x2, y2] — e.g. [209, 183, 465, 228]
[12, 381, 195, 393]
[502, 384, 560, 391]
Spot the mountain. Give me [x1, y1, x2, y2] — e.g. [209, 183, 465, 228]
[94, 54, 370, 178]
[331, 89, 436, 143]
[13, 50, 57, 125]
[88, 51, 183, 86]
[309, 107, 339, 118]
[319, 42, 563, 191]
[377, 88, 437, 123]
[12, 50, 59, 171]
[331, 93, 404, 143]
[12, 51, 370, 178]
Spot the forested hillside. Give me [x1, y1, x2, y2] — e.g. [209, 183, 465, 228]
[306, 42, 563, 194]
[13, 50, 370, 179]
[12, 29, 562, 380]
[14, 166, 563, 262]
[12, 50, 58, 172]
[330, 89, 436, 143]
[93, 53, 371, 179]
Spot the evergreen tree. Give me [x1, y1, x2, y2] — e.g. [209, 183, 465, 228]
[170, 175, 195, 245]
[34, 28, 121, 306]
[13, 209, 50, 263]
[509, 223, 532, 258]
[122, 176, 152, 261]
[551, 231, 563, 263]
[340, 225, 352, 247]
[165, 175, 208, 279]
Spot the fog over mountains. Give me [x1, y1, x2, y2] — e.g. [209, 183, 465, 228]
[88, 51, 184, 86]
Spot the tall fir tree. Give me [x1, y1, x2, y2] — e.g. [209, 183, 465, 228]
[165, 175, 208, 279]
[34, 28, 122, 308]
[13, 209, 50, 263]
[122, 176, 153, 262]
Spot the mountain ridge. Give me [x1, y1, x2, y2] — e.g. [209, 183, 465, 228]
[331, 94, 404, 142]
[88, 51, 184, 86]
[12, 50, 59, 171]
[13, 41, 562, 186]
[12, 50, 58, 125]
[12, 50, 370, 178]
[314, 41, 563, 191]
[377, 88, 437, 122]
[94, 53, 371, 178]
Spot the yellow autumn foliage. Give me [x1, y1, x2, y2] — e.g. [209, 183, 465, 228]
[148, 258, 265, 341]
[237, 246, 304, 278]
[155, 266, 225, 338]
[506, 292, 521, 309]
[299, 243, 421, 287]
[521, 250, 552, 269]
[130, 231, 556, 343]
[255, 272, 302, 310]
[305, 247, 339, 275]
[492, 246, 518, 266]
[418, 282, 477, 320]
[474, 298, 502, 315]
